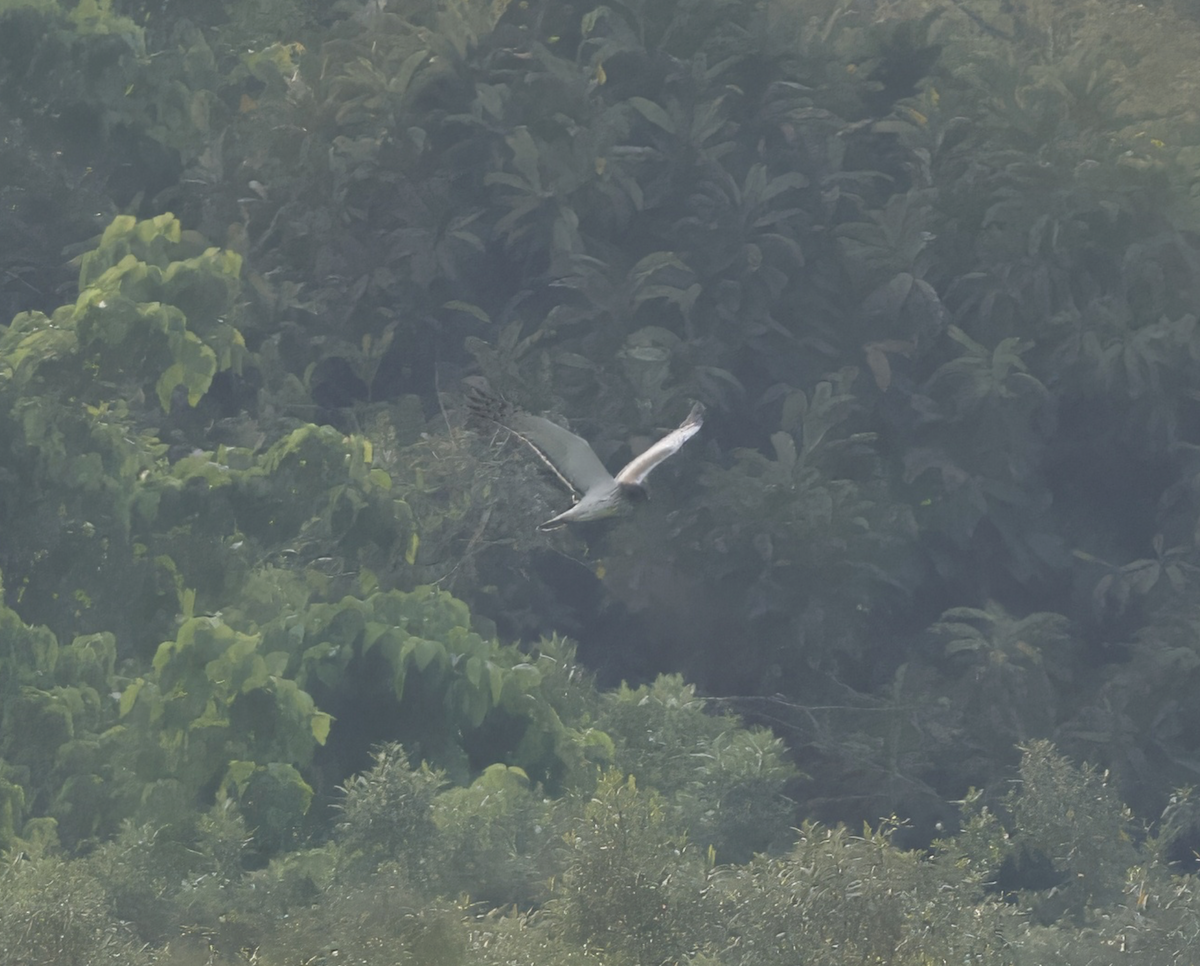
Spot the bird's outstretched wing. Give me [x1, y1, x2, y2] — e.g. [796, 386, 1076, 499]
[466, 379, 614, 496]
[614, 401, 705, 486]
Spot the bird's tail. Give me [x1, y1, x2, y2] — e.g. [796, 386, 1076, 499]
[463, 377, 515, 426]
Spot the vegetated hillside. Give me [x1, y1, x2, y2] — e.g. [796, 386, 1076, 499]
[5, 0, 1200, 962]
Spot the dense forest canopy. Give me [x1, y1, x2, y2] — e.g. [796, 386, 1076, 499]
[6, 0, 1200, 962]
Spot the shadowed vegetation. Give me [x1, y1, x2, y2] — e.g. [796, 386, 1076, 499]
[4, 0, 1200, 961]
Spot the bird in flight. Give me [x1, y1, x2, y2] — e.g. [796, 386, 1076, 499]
[466, 380, 704, 530]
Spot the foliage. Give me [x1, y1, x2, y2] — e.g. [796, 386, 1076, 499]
[239, 877, 468, 966]
[9, 0, 1200, 960]
[548, 769, 706, 966]
[9, 738, 1200, 964]
[600, 675, 798, 862]
[335, 742, 445, 875]
[0, 845, 153, 966]
[112, 585, 613, 858]
[0, 212, 246, 651]
[657, 368, 919, 686]
[0, 574, 120, 850]
[430, 761, 561, 906]
[1002, 739, 1138, 922]
[80, 806, 252, 944]
[927, 602, 1073, 766]
[696, 820, 1020, 966]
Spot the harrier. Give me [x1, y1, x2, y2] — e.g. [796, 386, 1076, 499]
[467, 381, 704, 530]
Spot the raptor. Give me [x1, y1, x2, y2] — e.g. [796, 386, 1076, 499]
[467, 381, 704, 531]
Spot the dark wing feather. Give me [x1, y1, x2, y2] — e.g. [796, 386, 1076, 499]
[614, 402, 704, 486]
[466, 380, 614, 496]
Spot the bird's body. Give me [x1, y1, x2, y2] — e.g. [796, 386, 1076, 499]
[467, 381, 703, 530]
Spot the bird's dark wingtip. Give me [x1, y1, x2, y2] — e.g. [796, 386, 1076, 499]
[464, 377, 512, 425]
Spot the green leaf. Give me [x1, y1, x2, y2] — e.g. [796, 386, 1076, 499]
[771, 432, 797, 473]
[412, 638, 443, 672]
[462, 683, 489, 728]
[156, 332, 218, 410]
[311, 711, 333, 745]
[221, 760, 257, 798]
[758, 170, 810, 204]
[466, 655, 483, 688]
[780, 389, 807, 433]
[505, 126, 542, 191]
[443, 300, 491, 323]
[363, 621, 391, 651]
[487, 661, 504, 705]
[119, 678, 144, 717]
[628, 96, 676, 134]
[391, 47, 430, 99]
